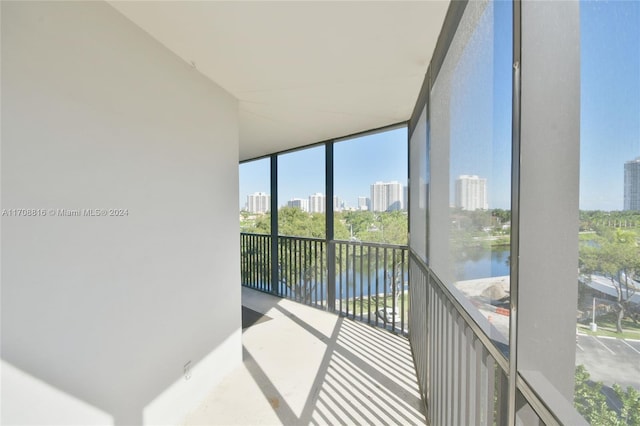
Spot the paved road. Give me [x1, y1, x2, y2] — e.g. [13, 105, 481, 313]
[576, 333, 640, 411]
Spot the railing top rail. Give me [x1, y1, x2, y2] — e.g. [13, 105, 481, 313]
[241, 232, 409, 250]
[333, 239, 408, 250]
[240, 232, 271, 237]
[277, 234, 326, 243]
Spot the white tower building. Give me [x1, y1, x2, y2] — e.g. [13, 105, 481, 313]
[455, 175, 488, 211]
[246, 192, 270, 214]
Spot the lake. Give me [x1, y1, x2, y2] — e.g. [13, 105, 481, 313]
[455, 248, 511, 281]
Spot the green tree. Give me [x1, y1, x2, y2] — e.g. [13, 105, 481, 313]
[580, 227, 640, 333]
[277, 206, 325, 238]
[614, 384, 640, 426]
[574, 365, 640, 426]
[574, 365, 621, 425]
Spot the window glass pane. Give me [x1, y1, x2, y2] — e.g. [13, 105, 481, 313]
[576, 0, 640, 421]
[239, 158, 271, 234]
[333, 127, 408, 245]
[430, 0, 512, 350]
[278, 145, 325, 238]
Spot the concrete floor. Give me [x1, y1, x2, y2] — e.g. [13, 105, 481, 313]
[184, 287, 426, 426]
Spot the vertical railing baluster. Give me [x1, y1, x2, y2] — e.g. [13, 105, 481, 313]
[466, 327, 475, 426]
[345, 243, 349, 317]
[320, 241, 325, 308]
[352, 242, 356, 319]
[258, 235, 262, 290]
[359, 244, 363, 320]
[288, 238, 292, 300]
[375, 246, 380, 327]
[278, 236, 282, 295]
[268, 235, 271, 290]
[367, 246, 372, 325]
[313, 241, 318, 306]
[294, 237, 297, 300]
[293, 238, 297, 302]
[383, 247, 388, 330]
[261, 235, 264, 290]
[298, 239, 302, 302]
[287, 237, 291, 299]
[251, 235, 256, 288]
[392, 248, 397, 332]
[307, 240, 311, 304]
[475, 338, 483, 424]
[339, 243, 343, 314]
[240, 235, 244, 285]
[288, 237, 292, 299]
[486, 353, 496, 426]
[302, 239, 306, 303]
[401, 249, 405, 333]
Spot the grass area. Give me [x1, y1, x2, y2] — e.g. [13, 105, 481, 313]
[578, 232, 598, 241]
[577, 312, 640, 340]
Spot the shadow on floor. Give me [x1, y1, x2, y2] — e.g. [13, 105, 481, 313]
[241, 305, 272, 329]
[240, 289, 426, 425]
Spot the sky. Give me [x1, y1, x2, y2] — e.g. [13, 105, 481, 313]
[580, 0, 640, 211]
[240, 0, 640, 213]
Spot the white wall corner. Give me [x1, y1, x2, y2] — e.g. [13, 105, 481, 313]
[143, 329, 242, 426]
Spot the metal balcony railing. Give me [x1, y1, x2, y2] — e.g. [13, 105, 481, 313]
[408, 254, 509, 426]
[240, 233, 408, 334]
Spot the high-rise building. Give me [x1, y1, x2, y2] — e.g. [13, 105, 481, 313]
[404, 186, 408, 211]
[287, 198, 309, 212]
[370, 181, 404, 212]
[624, 157, 640, 211]
[357, 196, 371, 211]
[455, 175, 488, 211]
[308, 193, 325, 213]
[246, 192, 270, 214]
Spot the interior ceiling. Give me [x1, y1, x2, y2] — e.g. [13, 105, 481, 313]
[109, 1, 450, 161]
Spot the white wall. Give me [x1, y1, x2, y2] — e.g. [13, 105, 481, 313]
[1, 2, 241, 425]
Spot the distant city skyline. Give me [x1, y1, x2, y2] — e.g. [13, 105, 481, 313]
[242, 179, 408, 213]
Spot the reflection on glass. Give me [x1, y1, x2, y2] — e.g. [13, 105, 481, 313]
[239, 158, 271, 234]
[576, 1, 640, 422]
[430, 0, 512, 350]
[333, 127, 408, 245]
[278, 145, 325, 238]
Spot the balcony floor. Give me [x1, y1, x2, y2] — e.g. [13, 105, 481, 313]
[184, 287, 426, 425]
